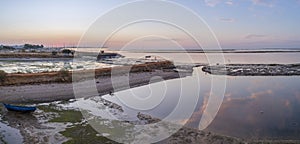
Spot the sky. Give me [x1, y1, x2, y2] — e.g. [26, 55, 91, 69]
[0, 0, 300, 49]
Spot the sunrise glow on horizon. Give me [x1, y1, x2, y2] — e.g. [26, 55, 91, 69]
[1, 0, 300, 49]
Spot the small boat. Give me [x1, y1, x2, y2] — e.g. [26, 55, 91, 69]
[3, 103, 36, 112]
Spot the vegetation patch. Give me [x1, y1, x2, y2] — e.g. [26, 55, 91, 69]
[0, 70, 7, 83]
[60, 124, 118, 144]
[24, 44, 44, 49]
[38, 105, 83, 123]
[38, 104, 121, 144]
[57, 69, 72, 82]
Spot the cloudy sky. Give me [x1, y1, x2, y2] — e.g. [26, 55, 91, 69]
[0, 0, 300, 49]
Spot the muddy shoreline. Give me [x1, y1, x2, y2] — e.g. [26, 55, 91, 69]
[0, 60, 186, 104]
[3, 97, 300, 144]
[0, 70, 187, 104]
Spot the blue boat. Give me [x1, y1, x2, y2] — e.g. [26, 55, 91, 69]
[3, 103, 36, 112]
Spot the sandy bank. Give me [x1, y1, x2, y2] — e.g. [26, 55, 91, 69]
[0, 60, 183, 103]
[0, 70, 186, 104]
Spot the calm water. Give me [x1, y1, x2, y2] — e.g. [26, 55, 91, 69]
[121, 51, 300, 64]
[204, 75, 300, 140]
[103, 67, 300, 140]
[0, 117, 23, 143]
[103, 52, 300, 140]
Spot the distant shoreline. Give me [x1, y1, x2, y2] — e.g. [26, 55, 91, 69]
[2, 50, 300, 59]
[0, 52, 73, 59]
[125, 49, 300, 53]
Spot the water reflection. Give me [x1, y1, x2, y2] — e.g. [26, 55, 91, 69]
[0, 108, 67, 143]
[0, 111, 25, 143]
[0, 115, 23, 143]
[203, 76, 300, 140]
[106, 67, 300, 140]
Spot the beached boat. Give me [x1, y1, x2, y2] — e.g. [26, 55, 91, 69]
[3, 103, 36, 112]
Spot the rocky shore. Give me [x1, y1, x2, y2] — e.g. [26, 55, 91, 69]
[202, 63, 300, 76]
